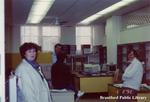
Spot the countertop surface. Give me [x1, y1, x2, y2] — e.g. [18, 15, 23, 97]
[108, 84, 150, 93]
[72, 71, 114, 78]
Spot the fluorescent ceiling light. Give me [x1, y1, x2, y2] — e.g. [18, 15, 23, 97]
[79, 15, 102, 25]
[26, 0, 55, 24]
[97, 2, 127, 15]
[126, 24, 139, 29]
[79, 0, 138, 25]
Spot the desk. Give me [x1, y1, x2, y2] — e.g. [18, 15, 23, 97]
[108, 84, 150, 102]
[73, 72, 113, 93]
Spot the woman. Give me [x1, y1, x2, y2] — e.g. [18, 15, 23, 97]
[118, 49, 143, 102]
[15, 42, 52, 102]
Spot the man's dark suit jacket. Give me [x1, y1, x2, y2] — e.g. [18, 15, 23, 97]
[51, 61, 72, 89]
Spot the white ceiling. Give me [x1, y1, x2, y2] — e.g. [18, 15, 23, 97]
[6, 0, 150, 26]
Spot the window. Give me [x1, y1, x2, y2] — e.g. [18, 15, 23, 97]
[21, 26, 39, 45]
[42, 26, 60, 51]
[76, 26, 92, 53]
[21, 25, 60, 52]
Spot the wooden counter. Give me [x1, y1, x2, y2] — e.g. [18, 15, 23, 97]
[72, 72, 113, 93]
[108, 84, 150, 102]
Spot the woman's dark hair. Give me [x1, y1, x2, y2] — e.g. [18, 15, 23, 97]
[19, 42, 41, 58]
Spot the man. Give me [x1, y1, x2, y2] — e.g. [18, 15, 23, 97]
[52, 43, 62, 64]
[51, 52, 84, 100]
[51, 53, 71, 89]
[118, 49, 143, 102]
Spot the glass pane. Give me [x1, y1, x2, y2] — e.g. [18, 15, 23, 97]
[76, 26, 92, 52]
[20, 26, 25, 36]
[76, 26, 91, 36]
[24, 26, 31, 36]
[76, 37, 91, 51]
[23, 36, 31, 43]
[22, 36, 39, 45]
[42, 26, 50, 36]
[42, 36, 60, 51]
[76, 37, 91, 44]
[30, 36, 39, 44]
[30, 26, 39, 36]
[42, 26, 60, 36]
[20, 35, 25, 44]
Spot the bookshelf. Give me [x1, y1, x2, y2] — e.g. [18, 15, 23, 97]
[61, 44, 76, 55]
[98, 45, 107, 64]
[145, 42, 150, 85]
[73, 55, 88, 72]
[81, 44, 91, 55]
[93, 45, 107, 64]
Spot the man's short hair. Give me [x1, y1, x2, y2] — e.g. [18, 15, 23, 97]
[54, 43, 62, 49]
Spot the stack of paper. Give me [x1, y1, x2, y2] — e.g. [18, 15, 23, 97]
[113, 84, 123, 88]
